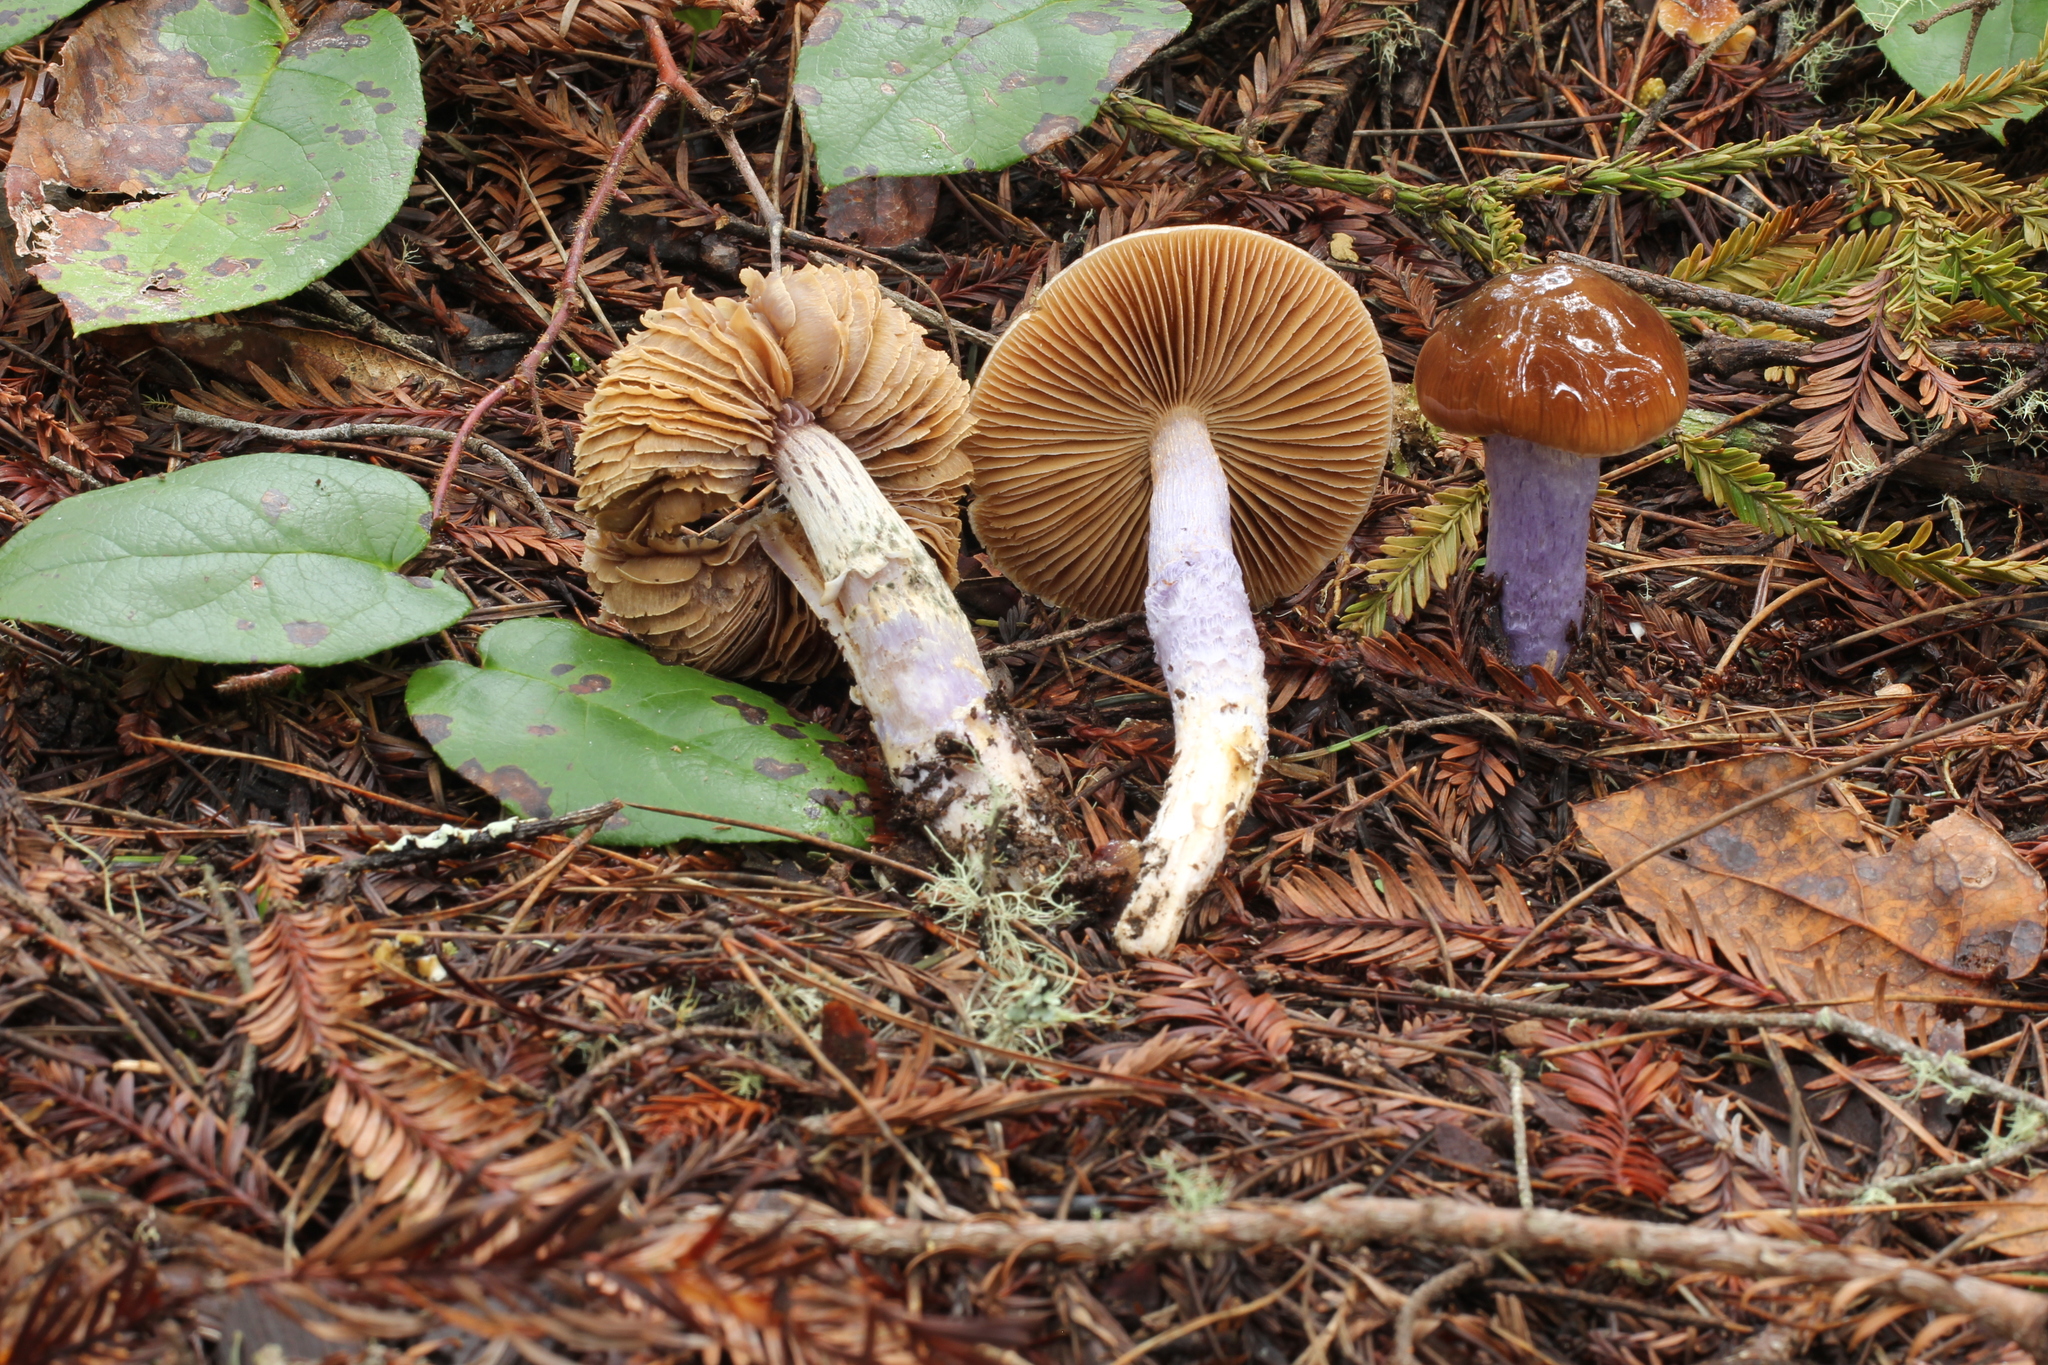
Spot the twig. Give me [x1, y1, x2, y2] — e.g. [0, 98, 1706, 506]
[309, 801, 622, 903]
[1613, 0, 1798, 158]
[1549, 252, 1843, 334]
[1502, 1058, 1533, 1211]
[687, 1196, 2048, 1351]
[132, 734, 460, 822]
[429, 67, 676, 522]
[301, 280, 442, 365]
[1139, 0, 1269, 71]
[205, 868, 258, 1128]
[878, 285, 999, 349]
[1394, 1253, 1491, 1365]
[1473, 700, 2023, 988]
[163, 404, 564, 537]
[1811, 351, 2048, 518]
[644, 17, 786, 271]
[1418, 985, 2048, 1131]
[980, 611, 1148, 659]
[623, 801, 934, 881]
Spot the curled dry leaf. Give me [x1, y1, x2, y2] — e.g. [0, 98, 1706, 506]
[1575, 752, 2047, 1049]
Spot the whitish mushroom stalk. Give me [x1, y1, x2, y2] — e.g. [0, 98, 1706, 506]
[576, 264, 1056, 860]
[965, 226, 1394, 956]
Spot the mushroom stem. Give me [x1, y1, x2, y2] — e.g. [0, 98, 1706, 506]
[758, 407, 1055, 861]
[1483, 435, 1602, 676]
[1113, 409, 1268, 957]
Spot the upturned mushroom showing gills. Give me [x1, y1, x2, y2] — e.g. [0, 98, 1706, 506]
[966, 225, 1394, 957]
[575, 263, 1055, 860]
[1412, 263, 1687, 676]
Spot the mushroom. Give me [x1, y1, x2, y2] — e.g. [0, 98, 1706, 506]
[1653, 0, 1758, 63]
[576, 263, 1057, 860]
[965, 225, 1394, 956]
[1411, 262, 1687, 676]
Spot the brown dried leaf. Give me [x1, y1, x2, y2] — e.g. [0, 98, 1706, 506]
[1965, 1172, 2048, 1257]
[1575, 752, 2048, 1048]
[821, 176, 940, 249]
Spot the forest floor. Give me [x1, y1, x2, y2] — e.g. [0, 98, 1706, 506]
[8, 0, 2048, 1362]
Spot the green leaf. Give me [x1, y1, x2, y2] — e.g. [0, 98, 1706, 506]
[0, 1, 92, 51]
[796, 0, 1188, 186]
[4, 0, 424, 332]
[406, 620, 873, 848]
[1862, 0, 2048, 141]
[0, 453, 468, 664]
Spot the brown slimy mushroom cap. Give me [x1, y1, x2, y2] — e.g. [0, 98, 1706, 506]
[965, 225, 1394, 620]
[574, 263, 973, 681]
[1412, 263, 1689, 458]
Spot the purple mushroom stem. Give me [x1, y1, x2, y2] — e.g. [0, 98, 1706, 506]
[1484, 435, 1602, 676]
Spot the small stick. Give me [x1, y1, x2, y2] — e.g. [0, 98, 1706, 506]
[643, 17, 786, 271]
[679, 1197, 2048, 1351]
[429, 75, 677, 521]
[1548, 252, 1843, 334]
[979, 611, 1148, 659]
[1395, 1254, 1491, 1365]
[165, 404, 563, 536]
[1810, 351, 2048, 519]
[1503, 1058, 1533, 1211]
[205, 868, 259, 1128]
[1474, 700, 2025, 988]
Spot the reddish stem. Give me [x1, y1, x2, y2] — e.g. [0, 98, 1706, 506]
[428, 56, 679, 521]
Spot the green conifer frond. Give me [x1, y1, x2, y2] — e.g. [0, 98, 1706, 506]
[1671, 204, 1830, 295]
[1678, 435, 2048, 593]
[1342, 483, 1487, 636]
[1772, 226, 1898, 306]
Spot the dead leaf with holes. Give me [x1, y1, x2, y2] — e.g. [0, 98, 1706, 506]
[1575, 752, 2046, 1051]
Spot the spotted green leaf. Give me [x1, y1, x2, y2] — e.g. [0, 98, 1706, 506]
[0, 1, 92, 52]
[4, 0, 424, 331]
[0, 453, 468, 664]
[795, 0, 1187, 186]
[406, 620, 873, 847]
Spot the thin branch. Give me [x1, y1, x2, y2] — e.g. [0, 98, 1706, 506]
[428, 77, 676, 521]
[1811, 351, 2048, 518]
[1549, 251, 1845, 335]
[683, 1196, 2048, 1351]
[644, 17, 786, 271]
[164, 404, 564, 536]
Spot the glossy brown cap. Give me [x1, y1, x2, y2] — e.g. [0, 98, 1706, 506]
[964, 225, 1393, 620]
[574, 263, 971, 681]
[1412, 263, 1688, 458]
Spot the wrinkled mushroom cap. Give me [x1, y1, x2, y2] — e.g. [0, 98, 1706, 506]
[1653, 0, 1757, 61]
[964, 225, 1394, 620]
[575, 263, 972, 681]
[1412, 263, 1688, 458]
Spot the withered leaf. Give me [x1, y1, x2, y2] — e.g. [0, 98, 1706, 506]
[1964, 1171, 2048, 1258]
[1576, 752, 2046, 1049]
[821, 176, 940, 250]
